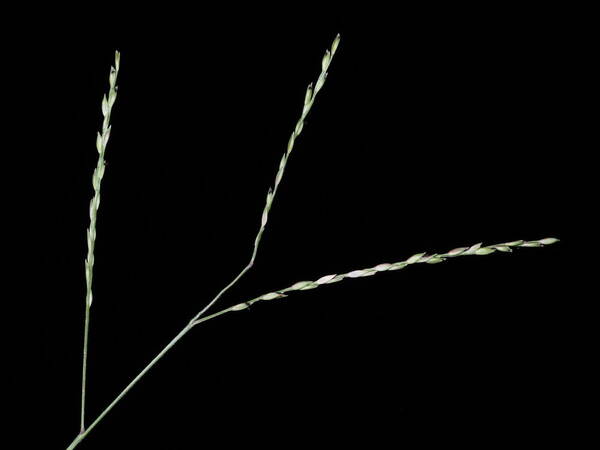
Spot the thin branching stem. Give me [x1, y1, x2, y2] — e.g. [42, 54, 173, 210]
[191, 237, 561, 322]
[67, 324, 192, 450]
[189, 34, 341, 324]
[79, 307, 90, 432]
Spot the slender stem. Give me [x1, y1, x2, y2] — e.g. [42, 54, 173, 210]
[190, 263, 253, 324]
[80, 304, 91, 431]
[66, 307, 234, 449]
[66, 433, 85, 450]
[67, 323, 193, 450]
[192, 306, 238, 326]
[190, 34, 340, 323]
[189, 229, 265, 324]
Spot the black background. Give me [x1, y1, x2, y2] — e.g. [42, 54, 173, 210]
[8, 6, 581, 449]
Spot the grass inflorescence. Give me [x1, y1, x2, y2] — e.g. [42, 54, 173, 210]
[65, 36, 557, 449]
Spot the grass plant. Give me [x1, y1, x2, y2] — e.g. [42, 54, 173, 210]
[65, 35, 558, 449]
